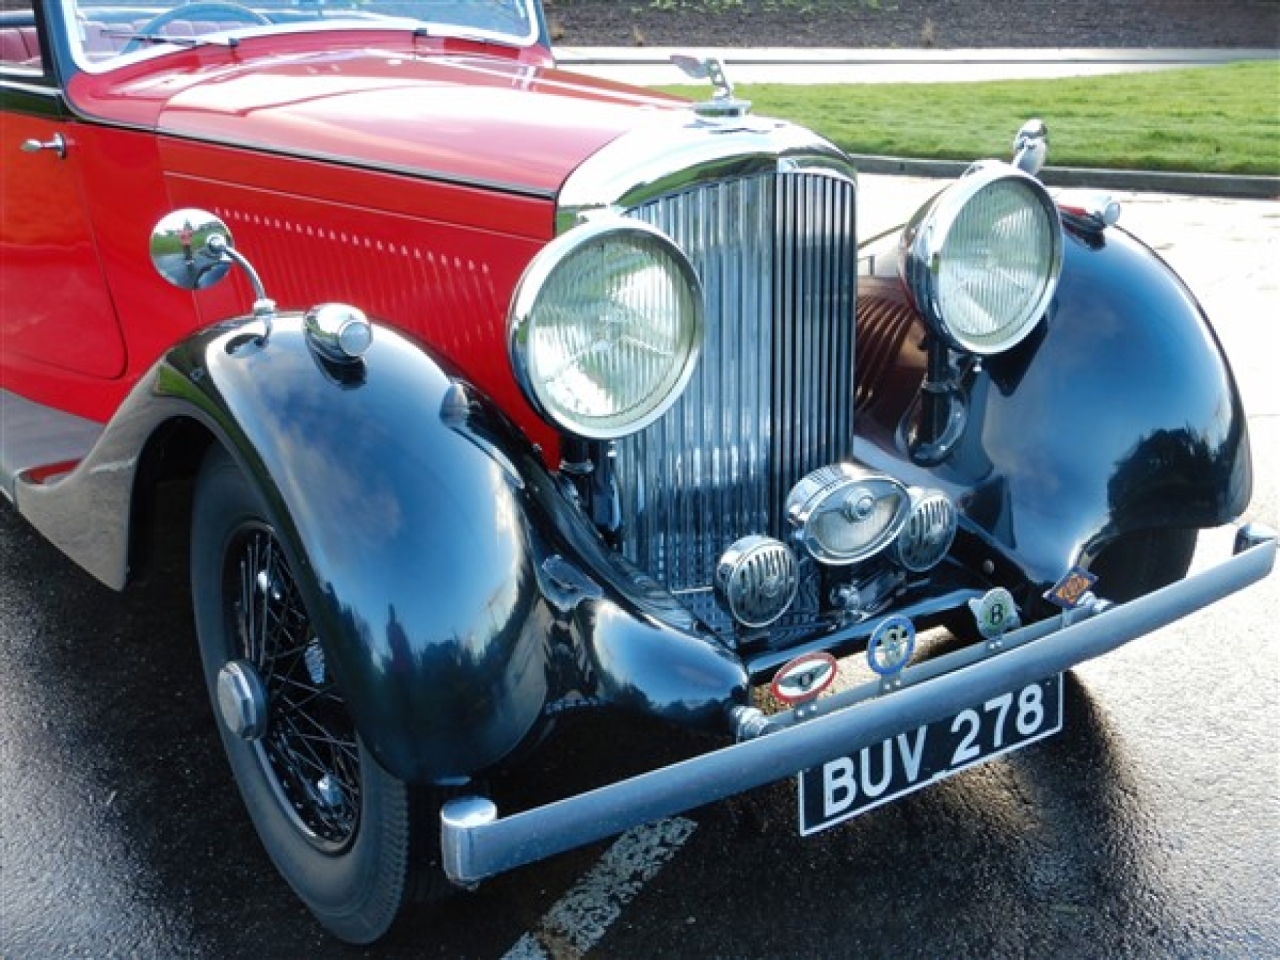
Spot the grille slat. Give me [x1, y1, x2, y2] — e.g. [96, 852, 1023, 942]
[619, 171, 857, 593]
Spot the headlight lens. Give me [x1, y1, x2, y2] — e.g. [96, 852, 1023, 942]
[900, 163, 1063, 355]
[509, 219, 703, 439]
[786, 464, 911, 566]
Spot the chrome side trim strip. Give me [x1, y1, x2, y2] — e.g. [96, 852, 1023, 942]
[441, 525, 1276, 885]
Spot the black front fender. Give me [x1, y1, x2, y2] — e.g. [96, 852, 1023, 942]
[51, 315, 745, 785]
[858, 223, 1252, 587]
[168, 320, 559, 783]
[988, 225, 1251, 571]
[13, 311, 748, 783]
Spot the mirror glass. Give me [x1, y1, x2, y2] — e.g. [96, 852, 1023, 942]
[150, 209, 234, 291]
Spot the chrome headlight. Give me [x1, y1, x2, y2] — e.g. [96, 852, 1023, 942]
[900, 163, 1063, 355]
[508, 219, 703, 439]
[786, 464, 911, 566]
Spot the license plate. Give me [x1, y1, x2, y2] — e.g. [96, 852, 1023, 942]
[798, 675, 1063, 836]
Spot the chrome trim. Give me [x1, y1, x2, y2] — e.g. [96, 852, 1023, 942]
[893, 488, 958, 572]
[785, 464, 910, 566]
[1056, 190, 1123, 233]
[899, 162, 1063, 356]
[19, 133, 66, 159]
[216, 660, 269, 741]
[670, 55, 752, 118]
[555, 119, 859, 610]
[557, 115, 856, 234]
[304, 303, 372, 362]
[61, 0, 545, 75]
[440, 525, 1277, 885]
[1011, 118, 1049, 176]
[599, 155, 857, 597]
[507, 217, 704, 440]
[622, 169, 858, 591]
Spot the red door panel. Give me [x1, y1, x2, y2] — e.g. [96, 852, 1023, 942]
[1, 112, 126, 380]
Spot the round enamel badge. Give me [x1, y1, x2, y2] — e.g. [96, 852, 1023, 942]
[867, 615, 916, 677]
[970, 587, 1020, 639]
[770, 651, 839, 705]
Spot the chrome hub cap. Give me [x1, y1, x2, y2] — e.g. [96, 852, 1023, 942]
[217, 659, 269, 741]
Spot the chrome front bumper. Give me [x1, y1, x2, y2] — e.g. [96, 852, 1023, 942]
[440, 524, 1276, 886]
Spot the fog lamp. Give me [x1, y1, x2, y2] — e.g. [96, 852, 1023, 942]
[715, 535, 799, 628]
[892, 487, 958, 572]
[786, 464, 910, 566]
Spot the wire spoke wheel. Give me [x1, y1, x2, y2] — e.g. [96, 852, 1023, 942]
[226, 523, 359, 849]
[191, 446, 445, 944]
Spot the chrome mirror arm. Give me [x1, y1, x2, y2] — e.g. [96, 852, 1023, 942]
[205, 233, 276, 342]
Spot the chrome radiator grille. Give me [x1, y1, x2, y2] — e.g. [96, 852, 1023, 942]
[615, 171, 858, 593]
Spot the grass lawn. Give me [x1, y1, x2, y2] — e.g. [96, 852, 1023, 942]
[659, 61, 1280, 176]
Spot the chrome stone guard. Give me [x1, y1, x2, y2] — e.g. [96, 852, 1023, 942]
[441, 524, 1276, 886]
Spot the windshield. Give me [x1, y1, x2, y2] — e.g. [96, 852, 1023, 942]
[62, 0, 541, 68]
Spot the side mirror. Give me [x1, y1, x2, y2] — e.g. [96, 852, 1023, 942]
[149, 208, 236, 291]
[150, 207, 277, 342]
[1011, 118, 1049, 176]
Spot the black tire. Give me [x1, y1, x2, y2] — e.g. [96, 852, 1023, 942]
[1088, 528, 1198, 604]
[190, 446, 438, 944]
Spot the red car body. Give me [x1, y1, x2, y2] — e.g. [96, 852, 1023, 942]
[11, 26, 681, 456]
[2, 0, 1273, 945]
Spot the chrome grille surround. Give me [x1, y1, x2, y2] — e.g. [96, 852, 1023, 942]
[558, 115, 858, 627]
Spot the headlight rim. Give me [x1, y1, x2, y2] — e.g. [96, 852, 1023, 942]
[508, 217, 704, 441]
[900, 162, 1064, 356]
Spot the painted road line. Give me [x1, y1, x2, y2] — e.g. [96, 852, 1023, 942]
[502, 817, 697, 959]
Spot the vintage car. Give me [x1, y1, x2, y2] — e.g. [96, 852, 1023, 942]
[2, 0, 1275, 944]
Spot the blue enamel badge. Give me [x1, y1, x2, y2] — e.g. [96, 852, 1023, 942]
[867, 615, 916, 677]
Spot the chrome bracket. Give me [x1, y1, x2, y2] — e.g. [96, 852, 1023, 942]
[1057, 190, 1123, 234]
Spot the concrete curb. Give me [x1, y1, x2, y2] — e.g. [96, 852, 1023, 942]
[848, 156, 1280, 200]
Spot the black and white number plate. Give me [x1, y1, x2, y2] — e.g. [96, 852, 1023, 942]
[798, 675, 1063, 836]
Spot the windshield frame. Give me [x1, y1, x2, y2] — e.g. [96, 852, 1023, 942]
[55, 0, 547, 75]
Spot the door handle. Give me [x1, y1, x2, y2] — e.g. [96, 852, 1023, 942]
[19, 133, 66, 159]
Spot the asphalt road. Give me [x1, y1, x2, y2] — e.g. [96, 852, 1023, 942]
[2, 177, 1277, 959]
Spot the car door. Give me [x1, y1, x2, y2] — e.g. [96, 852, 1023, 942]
[1, 0, 125, 381]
